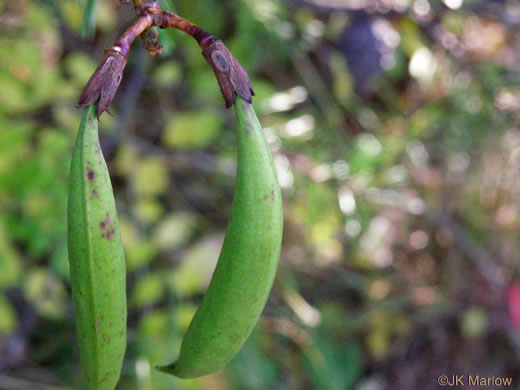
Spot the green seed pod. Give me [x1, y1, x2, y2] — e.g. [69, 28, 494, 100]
[158, 97, 283, 378]
[68, 104, 127, 389]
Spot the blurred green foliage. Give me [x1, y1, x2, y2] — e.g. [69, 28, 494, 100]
[1, 0, 520, 389]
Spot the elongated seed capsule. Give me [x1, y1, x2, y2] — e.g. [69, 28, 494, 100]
[68, 104, 127, 389]
[158, 97, 283, 378]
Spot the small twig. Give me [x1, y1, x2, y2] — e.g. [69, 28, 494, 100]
[150, 10, 213, 46]
[113, 14, 154, 57]
[78, 0, 254, 114]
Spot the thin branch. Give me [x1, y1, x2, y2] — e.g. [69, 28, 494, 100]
[151, 10, 214, 47]
[113, 15, 154, 57]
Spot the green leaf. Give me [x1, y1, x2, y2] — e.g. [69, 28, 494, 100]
[0, 295, 17, 335]
[24, 268, 67, 319]
[0, 219, 21, 289]
[119, 217, 158, 271]
[153, 63, 181, 87]
[134, 198, 165, 225]
[303, 333, 362, 390]
[153, 213, 196, 251]
[163, 111, 221, 150]
[167, 234, 223, 296]
[171, 303, 197, 331]
[134, 158, 170, 196]
[60, 1, 84, 33]
[65, 52, 97, 85]
[132, 274, 166, 308]
[227, 330, 278, 390]
[80, 0, 96, 38]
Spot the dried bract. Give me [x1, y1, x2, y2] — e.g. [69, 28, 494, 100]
[202, 40, 254, 108]
[141, 27, 163, 56]
[76, 48, 128, 118]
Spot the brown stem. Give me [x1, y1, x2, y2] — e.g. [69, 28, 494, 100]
[112, 15, 153, 57]
[152, 11, 215, 49]
[124, 2, 216, 49]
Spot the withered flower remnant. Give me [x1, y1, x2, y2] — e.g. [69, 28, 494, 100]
[202, 40, 254, 109]
[76, 47, 128, 118]
[141, 27, 163, 56]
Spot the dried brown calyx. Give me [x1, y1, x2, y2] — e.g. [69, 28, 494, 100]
[76, 47, 127, 118]
[202, 40, 254, 109]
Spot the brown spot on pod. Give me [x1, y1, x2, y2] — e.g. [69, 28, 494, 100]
[105, 227, 115, 240]
[100, 213, 110, 229]
[87, 169, 95, 181]
[99, 213, 115, 240]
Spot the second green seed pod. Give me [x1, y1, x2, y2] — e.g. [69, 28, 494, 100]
[159, 97, 283, 378]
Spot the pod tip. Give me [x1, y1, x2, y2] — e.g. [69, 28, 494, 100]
[155, 363, 176, 375]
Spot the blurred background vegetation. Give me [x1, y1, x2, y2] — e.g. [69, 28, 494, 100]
[1, 0, 520, 388]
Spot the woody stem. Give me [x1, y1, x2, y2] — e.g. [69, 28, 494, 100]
[151, 11, 216, 50]
[124, 1, 216, 50]
[112, 15, 154, 57]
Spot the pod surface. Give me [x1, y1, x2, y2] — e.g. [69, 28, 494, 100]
[159, 97, 283, 378]
[68, 104, 127, 389]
